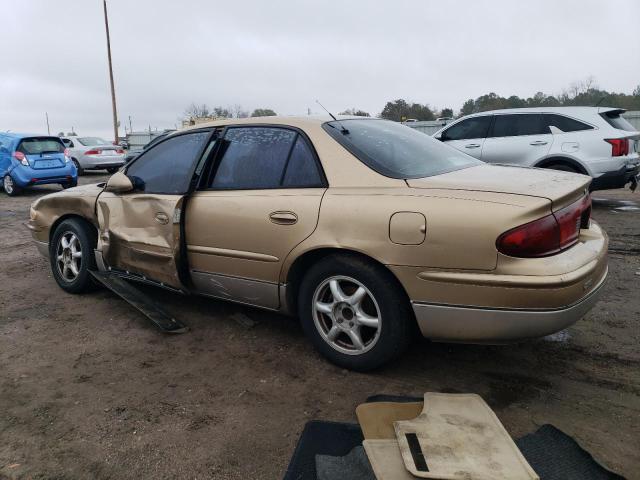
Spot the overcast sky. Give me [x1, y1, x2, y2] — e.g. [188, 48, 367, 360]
[1, 0, 638, 139]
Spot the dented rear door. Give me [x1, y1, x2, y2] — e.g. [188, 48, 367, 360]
[96, 130, 213, 289]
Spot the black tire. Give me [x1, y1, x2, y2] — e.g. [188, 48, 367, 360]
[298, 254, 414, 371]
[544, 163, 579, 174]
[106, 167, 120, 174]
[62, 178, 78, 189]
[72, 159, 84, 176]
[3, 174, 21, 196]
[49, 218, 98, 294]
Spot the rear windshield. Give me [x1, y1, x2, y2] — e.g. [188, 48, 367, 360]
[600, 111, 636, 132]
[17, 137, 65, 155]
[323, 119, 481, 179]
[77, 137, 109, 146]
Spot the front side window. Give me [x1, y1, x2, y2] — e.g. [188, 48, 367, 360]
[210, 127, 323, 189]
[442, 116, 492, 141]
[323, 119, 482, 179]
[490, 114, 547, 137]
[126, 131, 209, 194]
[543, 114, 593, 133]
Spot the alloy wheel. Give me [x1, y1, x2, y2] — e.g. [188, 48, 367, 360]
[55, 231, 82, 282]
[3, 175, 14, 195]
[312, 275, 382, 355]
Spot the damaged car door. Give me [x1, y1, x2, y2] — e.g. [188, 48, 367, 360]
[96, 130, 212, 289]
[185, 126, 327, 309]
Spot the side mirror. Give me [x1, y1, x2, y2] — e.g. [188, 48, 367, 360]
[104, 171, 134, 193]
[549, 125, 563, 135]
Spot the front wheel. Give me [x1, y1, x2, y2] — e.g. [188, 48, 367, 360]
[3, 175, 21, 196]
[50, 218, 98, 293]
[298, 254, 414, 371]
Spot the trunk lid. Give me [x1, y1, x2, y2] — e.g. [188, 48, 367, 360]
[406, 164, 591, 210]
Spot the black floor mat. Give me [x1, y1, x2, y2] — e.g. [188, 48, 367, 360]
[282, 421, 363, 480]
[284, 396, 625, 480]
[516, 424, 625, 480]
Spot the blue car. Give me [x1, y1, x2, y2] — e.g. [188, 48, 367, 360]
[0, 133, 77, 196]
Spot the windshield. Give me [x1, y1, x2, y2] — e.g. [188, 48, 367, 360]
[323, 119, 481, 179]
[17, 137, 65, 155]
[600, 111, 637, 132]
[77, 137, 109, 146]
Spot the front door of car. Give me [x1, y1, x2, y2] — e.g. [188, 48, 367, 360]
[185, 126, 327, 309]
[439, 115, 493, 159]
[96, 129, 213, 289]
[481, 113, 553, 166]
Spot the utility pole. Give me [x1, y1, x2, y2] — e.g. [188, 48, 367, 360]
[103, 0, 119, 144]
[128, 115, 132, 134]
[45, 112, 50, 135]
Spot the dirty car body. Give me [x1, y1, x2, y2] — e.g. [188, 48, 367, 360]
[28, 117, 608, 370]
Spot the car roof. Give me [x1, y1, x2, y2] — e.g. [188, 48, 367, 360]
[464, 106, 624, 116]
[178, 115, 373, 134]
[0, 132, 52, 140]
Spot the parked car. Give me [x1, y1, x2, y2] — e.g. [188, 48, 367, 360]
[123, 130, 175, 164]
[0, 133, 76, 196]
[60, 136, 125, 175]
[433, 107, 640, 191]
[29, 117, 607, 370]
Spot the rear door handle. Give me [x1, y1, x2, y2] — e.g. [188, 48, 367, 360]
[530, 140, 548, 146]
[464, 143, 481, 149]
[269, 211, 298, 225]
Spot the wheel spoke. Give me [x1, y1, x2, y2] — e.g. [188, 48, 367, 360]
[61, 236, 69, 249]
[69, 235, 78, 250]
[69, 261, 79, 276]
[315, 301, 333, 315]
[347, 328, 365, 351]
[355, 309, 379, 328]
[57, 254, 64, 261]
[346, 286, 366, 307]
[72, 251, 82, 259]
[329, 279, 346, 302]
[326, 325, 340, 342]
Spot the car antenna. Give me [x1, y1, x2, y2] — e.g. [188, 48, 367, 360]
[316, 100, 349, 134]
[594, 96, 607, 107]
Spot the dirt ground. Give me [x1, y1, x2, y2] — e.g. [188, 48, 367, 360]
[0, 172, 639, 480]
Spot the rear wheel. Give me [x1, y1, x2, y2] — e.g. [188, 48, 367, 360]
[298, 254, 414, 371]
[72, 159, 84, 175]
[3, 175, 21, 196]
[50, 218, 98, 293]
[62, 178, 78, 189]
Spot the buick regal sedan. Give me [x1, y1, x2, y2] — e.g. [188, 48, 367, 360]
[28, 117, 608, 370]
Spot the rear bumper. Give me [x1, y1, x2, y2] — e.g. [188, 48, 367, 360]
[10, 163, 76, 187]
[412, 266, 607, 343]
[79, 155, 125, 169]
[590, 163, 639, 191]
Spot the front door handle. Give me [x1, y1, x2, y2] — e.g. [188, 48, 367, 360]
[155, 212, 169, 225]
[530, 140, 548, 146]
[269, 211, 298, 225]
[464, 143, 481, 149]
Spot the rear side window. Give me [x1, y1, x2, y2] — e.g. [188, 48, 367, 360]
[443, 116, 492, 141]
[282, 136, 323, 187]
[490, 114, 547, 137]
[600, 111, 636, 132]
[127, 131, 209, 194]
[17, 137, 65, 154]
[210, 127, 323, 189]
[543, 114, 593, 133]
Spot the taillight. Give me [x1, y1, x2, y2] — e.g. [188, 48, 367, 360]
[85, 149, 102, 155]
[64, 148, 71, 157]
[496, 195, 591, 258]
[605, 138, 629, 156]
[13, 151, 29, 166]
[115, 148, 125, 154]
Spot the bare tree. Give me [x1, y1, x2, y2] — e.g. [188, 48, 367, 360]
[184, 102, 211, 118]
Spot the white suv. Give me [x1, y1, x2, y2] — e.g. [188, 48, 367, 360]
[433, 107, 639, 191]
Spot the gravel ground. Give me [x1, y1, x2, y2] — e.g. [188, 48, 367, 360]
[0, 172, 639, 479]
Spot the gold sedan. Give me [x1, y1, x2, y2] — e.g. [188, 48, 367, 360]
[28, 117, 607, 370]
